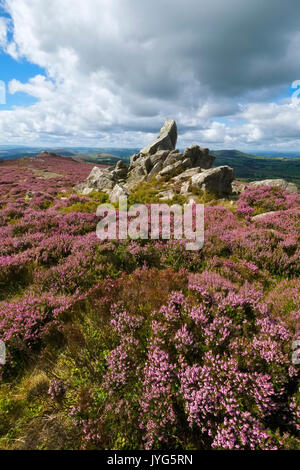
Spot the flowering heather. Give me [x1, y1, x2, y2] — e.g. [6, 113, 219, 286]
[0, 154, 299, 450]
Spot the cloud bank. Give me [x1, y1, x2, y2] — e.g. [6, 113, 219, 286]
[0, 0, 300, 149]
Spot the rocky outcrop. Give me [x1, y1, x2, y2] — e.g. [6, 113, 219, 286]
[74, 119, 235, 198]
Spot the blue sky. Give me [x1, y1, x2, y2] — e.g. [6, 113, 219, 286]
[0, 0, 300, 150]
[0, 53, 45, 109]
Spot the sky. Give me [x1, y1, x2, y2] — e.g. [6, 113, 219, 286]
[0, 0, 300, 150]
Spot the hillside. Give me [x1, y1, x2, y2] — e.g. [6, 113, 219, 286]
[0, 149, 299, 450]
[212, 150, 300, 186]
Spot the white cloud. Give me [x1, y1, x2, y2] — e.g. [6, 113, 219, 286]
[0, 0, 300, 149]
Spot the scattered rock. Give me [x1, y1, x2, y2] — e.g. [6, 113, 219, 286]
[248, 179, 298, 194]
[231, 181, 247, 195]
[180, 181, 190, 195]
[251, 211, 277, 220]
[159, 189, 175, 201]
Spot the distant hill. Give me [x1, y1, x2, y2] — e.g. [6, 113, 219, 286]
[1, 146, 299, 186]
[73, 152, 131, 166]
[211, 149, 300, 186]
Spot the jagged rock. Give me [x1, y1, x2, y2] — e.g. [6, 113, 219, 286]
[73, 183, 95, 196]
[182, 158, 193, 169]
[142, 156, 152, 173]
[130, 154, 140, 166]
[140, 119, 177, 155]
[109, 184, 130, 203]
[125, 165, 147, 189]
[150, 150, 170, 167]
[159, 161, 183, 177]
[173, 167, 202, 181]
[147, 161, 163, 180]
[74, 166, 116, 194]
[191, 166, 234, 196]
[248, 179, 298, 194]
[111, 160, 128, 179]
[183, 145, 215, 169]
[74, 120, 237, 198]
[163, 152, 183, 168]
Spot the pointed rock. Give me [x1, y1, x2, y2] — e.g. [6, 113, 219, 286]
[140, 119, 177, 155]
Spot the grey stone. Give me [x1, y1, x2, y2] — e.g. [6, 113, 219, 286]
[232, 182, 247, 195]
[163, 152, 183, 168]
[159, 189, 175, 201]
[109, 184, 130, 203]
[159, 161, 183, 177]
[183, 145, 215, 169]
[74, 166, 116, 194]
[73, 183, 94, 196]
[248, 179, 298, 194]
[140, 119, 177, 155]
[147, 161, 163, 180]
[191, 166, 234, 196]
[180, 181, 190, 195]
[251, 211, 277, 221]
[181, 158, 193, 170]
[173, 167, 202, 181]
[150, 150, 170, 167]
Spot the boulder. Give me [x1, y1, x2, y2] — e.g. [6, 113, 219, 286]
[159, 161, 183, 177]
[173, 167, 202, 181]
[74, 166, 116, 194]
[126, 165, 147, 188]
[163, 152, 184, 168]
[111, 160, 128, 179]
[148, 150, 170, 168]
[232, 181, 247, 195]
[109, 184, 130, 203]
[183, 145, 215, 169]
[248, 179, 298, 194]
[140, 119, 177, 155]
[191, 166, 234, 196]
